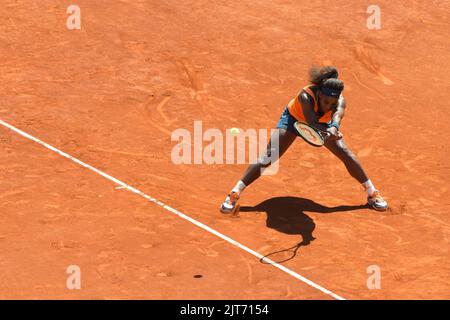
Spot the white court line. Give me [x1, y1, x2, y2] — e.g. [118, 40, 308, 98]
[0, 118, 346, 300]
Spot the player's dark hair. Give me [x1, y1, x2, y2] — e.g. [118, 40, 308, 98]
[322, 78, 344, 92]
[309, 65, 339, 85]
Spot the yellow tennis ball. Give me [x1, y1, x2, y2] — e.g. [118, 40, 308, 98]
[230, 127, 240, 136]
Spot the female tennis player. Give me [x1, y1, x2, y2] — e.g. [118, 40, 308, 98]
[220, 66, 388, 213]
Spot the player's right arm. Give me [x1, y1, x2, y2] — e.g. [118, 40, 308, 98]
[299, 92, 341, 140]
[299, 92, 329, 132]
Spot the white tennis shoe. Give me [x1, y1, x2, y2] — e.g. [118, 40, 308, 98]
[368, 190, 388, 211]
[220, 191, 240, 214]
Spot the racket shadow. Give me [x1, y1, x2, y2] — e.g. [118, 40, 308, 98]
[239, 196, 368, 264]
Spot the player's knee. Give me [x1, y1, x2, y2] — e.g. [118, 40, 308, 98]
[336, 145, 355, 160]
[257, 153, 272, 168]
[257, 148, 278, 167]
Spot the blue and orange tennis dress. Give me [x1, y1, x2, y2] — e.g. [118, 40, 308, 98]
[276, 84, 335, 134]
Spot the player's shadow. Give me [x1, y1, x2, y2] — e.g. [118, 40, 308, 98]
[239, 197, 368, 264]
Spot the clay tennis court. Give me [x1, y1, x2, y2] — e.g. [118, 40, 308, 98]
[0, 0, 449, 300]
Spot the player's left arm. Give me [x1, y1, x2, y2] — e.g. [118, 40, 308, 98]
[330, 96, 346, 129]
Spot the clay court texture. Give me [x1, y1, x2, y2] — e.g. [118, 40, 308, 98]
[0, 0, 449, 299]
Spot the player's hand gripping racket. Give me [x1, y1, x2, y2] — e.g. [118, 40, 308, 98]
[293, 121, 332, 147]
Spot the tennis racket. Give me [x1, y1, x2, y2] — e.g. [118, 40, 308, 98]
[293, 121, 331, 147]
[260, 237, 315, 264]
[260, 243, 302, 264]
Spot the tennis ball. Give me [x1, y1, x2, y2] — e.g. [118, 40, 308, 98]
[230, 127, 240, 136]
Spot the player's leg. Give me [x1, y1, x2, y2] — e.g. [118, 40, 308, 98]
[241, 128, 296, 186]
[324, 137, 388, 211]
[220, 128, 296, 213]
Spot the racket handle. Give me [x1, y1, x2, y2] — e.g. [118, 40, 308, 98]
[322, 132, 331, 139]
[321, 128, 343, 140]
[323, 131, 343, 140]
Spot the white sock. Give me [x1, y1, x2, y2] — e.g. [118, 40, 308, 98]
[362, 179, 377, 196]
[231, 180, 246, 196]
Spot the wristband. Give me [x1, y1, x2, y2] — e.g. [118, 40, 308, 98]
[328, 121, 340, 130]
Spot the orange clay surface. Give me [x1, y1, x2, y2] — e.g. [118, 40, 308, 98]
[0, 0, 449, 299]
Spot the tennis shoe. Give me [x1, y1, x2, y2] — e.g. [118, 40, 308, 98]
[220, 191, 240, 214]
[368, 190, 388, 211]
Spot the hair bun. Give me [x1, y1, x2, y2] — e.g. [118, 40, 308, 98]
[310, 66, 339, 85]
